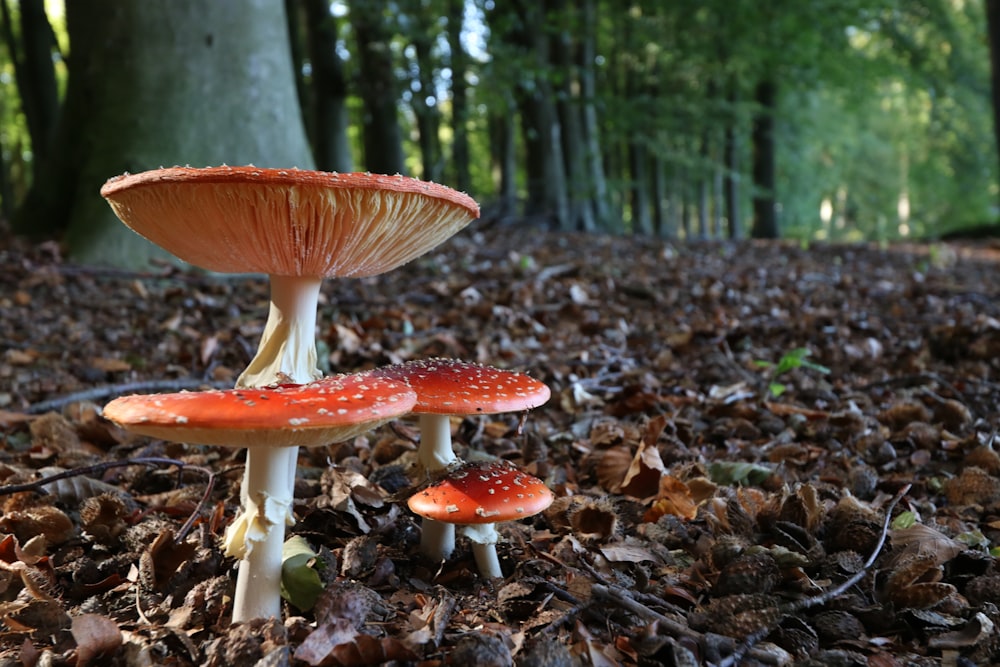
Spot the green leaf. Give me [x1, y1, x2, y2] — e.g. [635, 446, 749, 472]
[707, 461, 773, 487]
[891, 511, 917, 530]
[280, 535, 324, 611]
[954, 529, 989, 549]
[768, 382, 787, 397]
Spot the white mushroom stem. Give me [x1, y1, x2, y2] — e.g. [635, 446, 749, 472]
[462, 523, 502, 578]
[417, 413, 458, 559]
[237, 274, 324, 388]
[226, 446, 297, 622]
[417, 413, 458, 471]
[229, 274, 323, 621]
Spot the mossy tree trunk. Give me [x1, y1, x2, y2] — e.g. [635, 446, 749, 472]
[16, 0, 314, 268]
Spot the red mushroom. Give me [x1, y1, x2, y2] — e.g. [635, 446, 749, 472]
[370, 359, 551, 559]
[407, 459, 554, 578]
[101, 167, 480, 388]
[101, 167, 478, 621]
[104, 374, 416, 621]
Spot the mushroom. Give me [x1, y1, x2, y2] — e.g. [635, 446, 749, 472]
[370, 359, 551, 559]
[104, 373, 416, 621]
[100, 167, 479, 618]
[407, 459, 554, 578]
[101, 167, 480, 389]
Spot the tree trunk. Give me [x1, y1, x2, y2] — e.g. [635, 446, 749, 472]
[986, 0, 1000, 214]
[628, 140, 651, 235]
[304, 0, 353, 172]
[751, 78, 779, 239]
[15, 0, 314, 268]
[447, 0, 471, 192]
[551, 0, 594, 232]
[578, 0, 610, 230]
[408, 5, 443, 183]
[724, 100, 743, 239]
[350, 0, 406, 175]
[488, 100, 518, 221]
[511, 0, 568, 228]
[1, 0, 59, 179]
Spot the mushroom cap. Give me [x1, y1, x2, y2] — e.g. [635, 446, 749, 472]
[369, 359, 550, 416]
[407, 459, 554, 525]
[103, 374, 417, 448]
[101, 166, 480, 276]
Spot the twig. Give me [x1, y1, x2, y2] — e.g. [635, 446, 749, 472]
[25, 378, 231, 414]
[0, 457, 217, 543]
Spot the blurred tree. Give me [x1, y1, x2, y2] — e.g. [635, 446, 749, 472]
[402, 0, 445, 183]
[350, 0, 407, 175]
[301, 0, 353, 172]
[0, 0, 58, 187]
[14, 0, 313, 268]
[446, 0, 471, 193]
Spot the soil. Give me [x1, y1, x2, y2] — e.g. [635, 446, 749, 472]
[1, 225, 1000, 666]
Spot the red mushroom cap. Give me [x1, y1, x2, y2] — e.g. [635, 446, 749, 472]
[370, 359, 550, 415]
[103, 374, 417, 448]
[101, 166, 480, 276]
[407, 459, 554, 524]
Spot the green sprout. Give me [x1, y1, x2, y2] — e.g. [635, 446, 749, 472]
[754, 347, 831, 397]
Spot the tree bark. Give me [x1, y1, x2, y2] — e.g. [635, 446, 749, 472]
[16, 0, 314, 268]
[487, 99, 518, 221]
[511, 0, 568, 228]
[551, 0, 595, 232]
[986, 0, 1000, 214]
[407, 4, 443, 183]
[350, 0, 406, 175]
[751, 78, 779, 239]
[304, 0, 353, 172]
[2, 0, 59, 179]
[724, 94, 743, 239]
[578, 0, 610, 230]
[447, 0, 471, 192]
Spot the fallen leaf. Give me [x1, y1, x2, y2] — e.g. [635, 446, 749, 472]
[72, 614, 123, 666]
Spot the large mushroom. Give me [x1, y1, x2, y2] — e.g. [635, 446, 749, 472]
[104, 374, 416, 621]
[100, 167, 479, 619]
[370, 359, 551, 560]
[101, 167, 479, 389]
[407, 459, 554, 578]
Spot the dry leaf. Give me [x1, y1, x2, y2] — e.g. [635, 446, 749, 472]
[619, 439, 665, 500]
[72, 614, 122, 666]
[644, 475, 698, 521]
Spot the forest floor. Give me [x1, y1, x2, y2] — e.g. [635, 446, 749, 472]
[1, 225, 1000, 667]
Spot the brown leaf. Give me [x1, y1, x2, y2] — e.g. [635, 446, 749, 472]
[71, 614, 122, 666]
[619, 439, 665, 500]
[644, 475, 698, 522]
[147, 529, 197, 591]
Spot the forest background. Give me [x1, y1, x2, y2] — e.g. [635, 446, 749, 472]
[1, 0, 999, 267]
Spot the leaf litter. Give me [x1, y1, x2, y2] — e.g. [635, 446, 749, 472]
[1, 229, 1000, 665]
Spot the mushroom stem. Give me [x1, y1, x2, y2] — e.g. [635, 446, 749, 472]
[417, 413, 458, 471]
[462, 523, 502, 578]
[237, 274, 323, 389]
[228, 445, 298, 621]
[417, 413, 458, 559]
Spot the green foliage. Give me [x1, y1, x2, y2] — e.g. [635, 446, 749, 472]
[754, 347, 831, 397]
[707, 460, 773, 487]
[280, 535, 325, 611]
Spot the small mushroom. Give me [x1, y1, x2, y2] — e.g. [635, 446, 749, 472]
[407, 459, 554, 578]
[371, 359, 551, 559]
[104, 374, 416, 621]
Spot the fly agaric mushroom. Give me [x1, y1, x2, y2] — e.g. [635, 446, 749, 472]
[104, 373, 416, 621]
[101, 167, 479, 389]
[101, 166, 478, 619]
[407, 459, 554, 578]
[370, 359, 551, 559]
